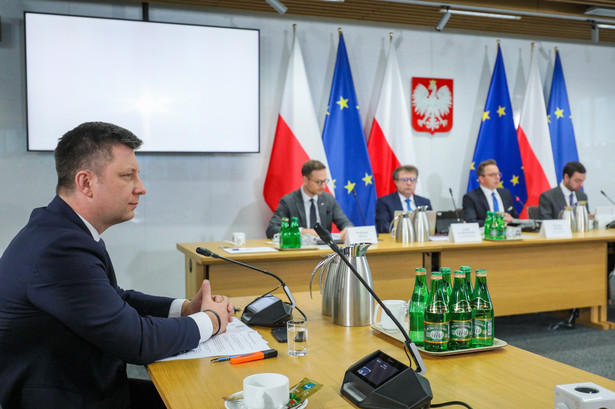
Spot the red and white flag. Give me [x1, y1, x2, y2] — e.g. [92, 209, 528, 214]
[516, 47, 556, 214]
[367, 40, 421, 197]
[263, 30, 330, 211]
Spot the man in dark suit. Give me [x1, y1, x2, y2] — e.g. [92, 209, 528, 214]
[0, 122, 234, 409]
[266, 160, 353, 239]
[539, 161, 589, 219]
[462, 159, 518, 226]
[375, 165, 432, 233]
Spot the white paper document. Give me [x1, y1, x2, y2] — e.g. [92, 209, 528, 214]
[158, 318, 270, 362]
[221, 246, 278, 254]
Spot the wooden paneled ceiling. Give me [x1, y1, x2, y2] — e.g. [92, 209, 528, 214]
[121, 0, 615, 43]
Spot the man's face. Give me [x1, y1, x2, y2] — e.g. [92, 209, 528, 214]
[90, 144, 146, 232]
[302, 168, 327, 197]
[478, 164, 501, 191]
[394, 170, 418, 199]
[563, 171, 586, 192]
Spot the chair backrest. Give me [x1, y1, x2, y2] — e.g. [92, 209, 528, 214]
[528, 206, 540, 219]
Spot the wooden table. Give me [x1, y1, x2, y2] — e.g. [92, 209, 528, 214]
[148, 292, 615, 409]
[178, 230, 615, 329]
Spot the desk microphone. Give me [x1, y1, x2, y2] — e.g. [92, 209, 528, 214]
[351, 186, 367, 225]
[449, 188, 461, 222]
[313, 223, 432, 409]
[601, 190, 615, 206]
[196, 247, 301, 327]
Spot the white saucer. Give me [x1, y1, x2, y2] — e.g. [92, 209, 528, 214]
[224, 396, 308, 409]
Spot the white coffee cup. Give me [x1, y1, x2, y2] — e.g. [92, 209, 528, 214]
[374, 299, 407, 331]
[232, 232, 246, 246]
[243, 373, 289, 409]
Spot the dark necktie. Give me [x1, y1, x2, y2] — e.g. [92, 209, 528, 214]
[492, 192, 499, 212]
[569, 193, 575, 206]
[309, 198, 317, 228]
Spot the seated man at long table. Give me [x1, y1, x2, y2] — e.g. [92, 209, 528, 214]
[538, 161, 589, 219]
[266, 159, 353, 240]
[0, 122, 235, 409]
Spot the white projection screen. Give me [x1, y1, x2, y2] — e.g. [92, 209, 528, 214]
[25, 12, 260, 153]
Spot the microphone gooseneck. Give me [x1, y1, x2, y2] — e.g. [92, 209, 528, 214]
[351, 186, 367, 225]
[449, 188, 461, 222]
[312, 223, 427, 376]
[601, 190, 615, 206]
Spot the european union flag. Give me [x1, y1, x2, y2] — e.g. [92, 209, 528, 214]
[322, 33, 376, 226]
[467, 44, 527, 216]
[548, 49, 579, 183]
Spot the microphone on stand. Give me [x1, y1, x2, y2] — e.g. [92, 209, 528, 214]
[196, 247, 303, 327]
[351, 186, 367, 225]
[601, 190, 615, 206]
[313, 223, 432, 409]
[514, 195, 527, 214]
[448, 188, 461, 222]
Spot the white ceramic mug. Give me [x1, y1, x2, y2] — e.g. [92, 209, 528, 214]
[374, 299, 407, 331]
[243, 373, 289, 409]
[232, 232, 246, 246]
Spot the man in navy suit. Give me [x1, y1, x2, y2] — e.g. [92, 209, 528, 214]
[266, 160, 353, 240]
[0, 122, 234, 409]
[462, 159, 518, 226]
[375, 165, 432, 234]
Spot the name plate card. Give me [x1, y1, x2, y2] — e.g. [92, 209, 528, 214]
[448, 223, 481, 243]
[345, 226, 378, 245]
[539, 220, 573, 238]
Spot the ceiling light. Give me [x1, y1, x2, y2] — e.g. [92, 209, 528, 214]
[585, 7, 615, 18]
[266, 0, 287, 15]
[441, 8, 521, 20]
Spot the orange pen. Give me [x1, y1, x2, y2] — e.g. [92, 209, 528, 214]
[230, 349, 278, 364]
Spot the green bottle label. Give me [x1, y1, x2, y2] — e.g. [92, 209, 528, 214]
[473, 317, 493, 339]
[424, 322, 449, 344]
[451, 320, 472, 341]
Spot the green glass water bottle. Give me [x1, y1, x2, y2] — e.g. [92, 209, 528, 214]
[280, 217, 290, 249]
[471, 269, 494, 347]
[290, 217, 301, 248]
[408, 268, 429, 346]
[484, 211, 493, 239]
[449, 271, 473, 350]
[424, 272, 449, 352]
[460, 265, 473, 296]
[439, 267, 452, 307]
[496, 211, 507, 240]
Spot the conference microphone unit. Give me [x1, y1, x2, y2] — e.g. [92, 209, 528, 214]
[448, 188, 462, 222]
[601, 190, 615, 206]
[195, 247, 301, 327]
[313, 223, 432, 409]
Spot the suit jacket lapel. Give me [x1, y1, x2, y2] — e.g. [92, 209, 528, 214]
[477, 189, 491, 214]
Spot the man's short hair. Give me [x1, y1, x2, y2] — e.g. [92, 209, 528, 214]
[301, 160, 326, 177]
[393, 165, 419, 180]
[476, 159, 497, 177]
[562, 161, 586, 178]
[54, 122, 143, 194]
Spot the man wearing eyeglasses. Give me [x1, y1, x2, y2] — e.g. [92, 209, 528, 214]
[462, 159, 518, 226]
[266, 160, 353, 239]
[375, 165, 432, 234]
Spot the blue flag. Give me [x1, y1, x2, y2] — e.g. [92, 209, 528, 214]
[322, 33, 376, 226]
[467, 44, 528, 216]
[547, 49, 579, 183]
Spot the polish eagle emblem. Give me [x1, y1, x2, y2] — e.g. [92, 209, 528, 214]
[411, 78, 454, 135]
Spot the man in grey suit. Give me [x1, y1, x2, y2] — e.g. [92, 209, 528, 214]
[266, 160, 353, 239]
[539, 161, 588, 219]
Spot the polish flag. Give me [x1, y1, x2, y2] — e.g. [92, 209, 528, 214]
[516, 47, 556, 215]
[263, 30, 330, 211]
[367, 39, 421, 197]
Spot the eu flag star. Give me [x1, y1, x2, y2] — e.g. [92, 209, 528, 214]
[337, 96, 349, 110]
[497, 106, 506, 117]
[510, 174, 519, 186]
[470, 162, 475, 170]
[555, 107, 564, 119]
[362, 173, 373, 186]
[498, 181, 504, 189]
[330, 179, 336, 190]
[344, 180, 356, 194]
[482, 111, 490, 122]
